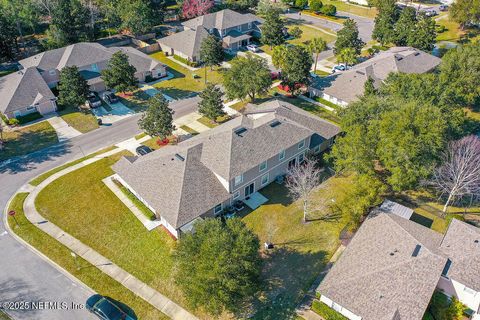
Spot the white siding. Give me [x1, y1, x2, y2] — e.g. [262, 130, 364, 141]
[320, 295, 362, 320]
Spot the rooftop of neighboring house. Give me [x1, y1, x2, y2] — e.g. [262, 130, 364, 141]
[19, 42, 164, 73]
[112, 99, 340, 230]
[157, 27, 210, 59]
[318, 212, 447, 320]
[182, 9, 262, 32]
[311, 47, 441, 104]
[0, 67, 56, 115]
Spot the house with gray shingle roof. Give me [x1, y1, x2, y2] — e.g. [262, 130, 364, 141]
[157, 9, 262, 62]
[317, 208, 480, 320]
[112, 99, 340, 238]
[0, 42, 167, 119]
[309, 47, 441, 107]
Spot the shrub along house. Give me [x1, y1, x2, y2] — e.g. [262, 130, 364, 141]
[317, 203, 480, 320]
[308, 47, 441, 107]
[158, 9, 263, 63]
[112, 100, 340, 238]
[0, 42, 167, 120]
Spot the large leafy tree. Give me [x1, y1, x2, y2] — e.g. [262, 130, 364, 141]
[372, 0, 398, 45]
[199, 34, 224, 83]
[101, 51, 138, 93]
[58, 66, 90, 108]
[182, 0, 214, 19]
[138, 93, 175, 140]
[48, 0, 89, 47]
[394, 6, 416, 46]
[450, 0, 480, 28]
[198, 84, 226, 122]
[223, 54, 272, 101]
[117, 0, 155, 35]
[175, 218, 261, 316]
[407, 13, 436, 52]
[0, 8, 17, 61]
[224, 0, 258, 10]
[278, 45, 313, 94]
[260, 9, 285, 49]
[308, 37, 327, 72]
[334, 18, 364, 55]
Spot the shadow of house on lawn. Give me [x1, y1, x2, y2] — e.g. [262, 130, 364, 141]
[249, 248, 329, 320]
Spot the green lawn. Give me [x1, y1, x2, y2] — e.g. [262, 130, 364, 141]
[58, 106, 99, 133]
[242, 176, 357, 319]
[34, 153, 187, 309]
[321, 0, 377, 19]
[302, 10, 346, 23]
[29, 146, 118, 186]
[196, 115, 231, 128]
[179, 125, 199, 135]
[118, 91, 151, 112]
[312, 300, 348, 320]
[436, 13, 465, 42]
[149, 52, 225, 99]
[314, 96, 341, 111]
[142, 135, 178, 150]
[113, 179, 157, 220]
[0, 121, 59, 161]
[7, 192, 168, 320]
[0, 69, 16, 77]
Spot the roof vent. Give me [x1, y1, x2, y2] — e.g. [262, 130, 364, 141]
[234, 127, 247, 136]
[412, 244, 421, 257]
[270, 120, 281, 128]
[475, 240, 479, 243]
[414, 52, 420, 56]
[396, 56, 403, 61]
[175, 153, 185, 161]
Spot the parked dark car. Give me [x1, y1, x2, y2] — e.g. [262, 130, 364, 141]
[102, 91, 118, 104]
[86, 294, 134, 320]
[86, 93, 102, 108]
[439, 5, 448, 11]
[135, 145, 153, 156]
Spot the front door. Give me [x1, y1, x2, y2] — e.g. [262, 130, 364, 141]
[244, 183, 254, 197]
[288, 158, 296, 169]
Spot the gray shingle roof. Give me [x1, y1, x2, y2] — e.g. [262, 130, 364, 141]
[182, 9, 262, 31]
[318, 213, 447, 320]
[440, 219, 480, 292]
[20, 42, 163, 73]
[0, 67, 56, 114]
[157, 27, 210, 59]
[113, 99, 339, 229]
[310, 47, 441, 104]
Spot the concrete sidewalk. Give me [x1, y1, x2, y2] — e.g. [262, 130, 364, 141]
[22, 149, 198, 320]
[47, 117, 82, 141]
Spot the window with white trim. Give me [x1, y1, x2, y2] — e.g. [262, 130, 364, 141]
[233, 191, 240, 200]
[234, 174, 243, 186]
[261, 173, 269, 186]
[259, 160, 267, 172]
[279, 149, 285, 161]
[214, 203, 223, 215]
[298, 139, 305, 149]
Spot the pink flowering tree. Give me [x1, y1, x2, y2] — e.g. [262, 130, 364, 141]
[182, 0, 214, 19]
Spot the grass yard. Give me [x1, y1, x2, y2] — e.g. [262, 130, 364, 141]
[242, 176, 357, 319]
[113, 179, 156, 220]
[321, 0, 377, 19]
[312, 300, 348, 320]
[0, 69, 16, 77]
[302, 10, 346, 23]
[0, 121, 59, 161]
[436, 13, 465, 42]
[196, 115, 231, 128]
[7, 193, 168, 320]
[58, 106, 99, 133]
[118, 91, 151, 112]
[149, 52, 225, 99]
[29, 146, 118, 186]
[179, 125, 199, 135]
[314, 96, 341, 111]
[141, 135, 178, 150]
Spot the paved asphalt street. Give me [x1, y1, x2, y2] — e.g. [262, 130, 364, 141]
[0, 98, 198, 320]
[283, 10, 374, 61]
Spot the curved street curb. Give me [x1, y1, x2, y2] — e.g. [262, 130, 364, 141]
[20, 150, 198, 320]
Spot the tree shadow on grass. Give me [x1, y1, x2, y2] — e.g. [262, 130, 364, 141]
[157, 86, 198, 100]
[247, 247, 329, 320]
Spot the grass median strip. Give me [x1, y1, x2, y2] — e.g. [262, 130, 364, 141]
[7, 192, 168, 320]
[113, 179, 156, 221]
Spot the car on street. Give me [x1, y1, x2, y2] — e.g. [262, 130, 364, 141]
[86, 294, 134, 320]
[332, 65, 346, 73]
[102, 91, 119, 104]
[424, 9, 438, 17]
[135, 145, 153, 156]
[439, 5, 448, 11]
[86, 93, 102, 108]
[246, 44, 259, 53]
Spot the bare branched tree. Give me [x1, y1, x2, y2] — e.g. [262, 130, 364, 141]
[285, 158, 323, 222]
[427, 135, 480, 214]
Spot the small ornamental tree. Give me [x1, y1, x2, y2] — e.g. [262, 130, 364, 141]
[308, 37, 327, 72]
[260, 9, 285, 49]
[138, 93, 175, 141]
[223, 54, 272, 101]
[321, 4, 336, 16]
[309, 0, 323, 13]
[182, 0, 214, 19]
[175, 218, 262, 316]
[101, 51, 138, 93]
[295, 0, 308, 8]
[58, 66, 89, 108]
[199, 34, 224, 83]
[337, 47, 357, 68]
[289, 26, 303, 39]
[198, 84, 226, 122]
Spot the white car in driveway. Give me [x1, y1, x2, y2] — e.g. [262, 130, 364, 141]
[246, 44, 259, 53]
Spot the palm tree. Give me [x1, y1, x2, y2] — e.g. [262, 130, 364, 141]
[337, 47, 357, 69]
[308, 38, 327, 73]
